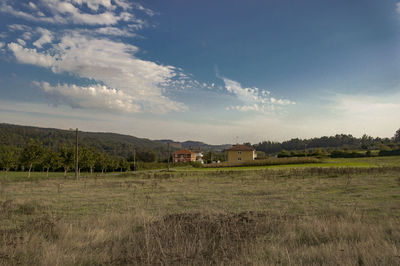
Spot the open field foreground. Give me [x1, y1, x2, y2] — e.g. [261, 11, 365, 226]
[0, 167, 400, 265]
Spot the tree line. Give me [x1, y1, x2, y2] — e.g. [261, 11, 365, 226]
[0, 139, 132, 178]
[0, 123, 171, 159]
[254, 131, 400, 155]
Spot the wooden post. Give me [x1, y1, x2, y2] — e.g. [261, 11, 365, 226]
[75, 128, 79, 180]
[167, 142, 170, 171]
[133, 148, 136, 171]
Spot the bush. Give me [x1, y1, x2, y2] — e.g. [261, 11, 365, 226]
[378, 149, 400, 156]
[330, 150, 366, 158]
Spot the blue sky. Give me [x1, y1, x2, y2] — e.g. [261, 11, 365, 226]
[0, 0, 399, 144]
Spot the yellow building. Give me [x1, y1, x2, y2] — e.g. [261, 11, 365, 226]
[227, 144, 256, 162]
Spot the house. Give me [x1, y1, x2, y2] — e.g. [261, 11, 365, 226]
[191, 149, 204, 163]
[172, 149, 204, 163]
[227, 144, 256, 162]
[172, 149, 196, 163]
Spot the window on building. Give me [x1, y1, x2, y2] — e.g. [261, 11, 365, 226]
[238, 151, 242, 155]
[238, 157, 242, 161]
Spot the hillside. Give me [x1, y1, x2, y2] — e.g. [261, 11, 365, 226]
[156, 139, 231, 152]
[0, 123, 234, 159]
[0, 123, 170, 159]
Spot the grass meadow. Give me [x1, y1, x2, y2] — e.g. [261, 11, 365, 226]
[0, 157, 399, 264]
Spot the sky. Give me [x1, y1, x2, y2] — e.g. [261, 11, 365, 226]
[0, 0, 399, 144]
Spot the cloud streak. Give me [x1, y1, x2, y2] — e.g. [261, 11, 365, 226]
[34, 81, 141, 112]
[0, 0, 142, 25]
[219, 75, 295, 113]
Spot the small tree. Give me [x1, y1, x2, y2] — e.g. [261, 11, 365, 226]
[41, 148, 61, 178]
[19, 139, 44, 178]
[394, 128, 400, 143]
[137, 150, 157, 162]
[96, 152, 111, 174]
[60, 145, 74, 178]
[0, 146, 17, 178]
[80, 145, 97, 175]
[118, 157, 130, 172]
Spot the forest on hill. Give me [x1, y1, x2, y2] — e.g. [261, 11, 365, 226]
[1, 123, 399, 160]
[253, 131, 400, 155]
[0, 123, 170, 159]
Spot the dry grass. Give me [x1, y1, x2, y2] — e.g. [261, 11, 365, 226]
[0, 167, 399, 265]
[203, 156, 321, 168]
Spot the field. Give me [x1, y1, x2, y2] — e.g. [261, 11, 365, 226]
[0, 157, 400, 265]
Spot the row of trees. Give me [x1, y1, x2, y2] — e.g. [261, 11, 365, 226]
[0, 139, 130, 178]
[254, 131, 400, 155]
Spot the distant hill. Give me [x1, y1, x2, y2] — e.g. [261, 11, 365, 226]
[0, 123, 231, 159]
[0, 123, 170, 159]
[156, 140, 231, 152]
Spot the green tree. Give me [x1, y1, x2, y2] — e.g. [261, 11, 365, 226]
[19, 139, 44, 178]
[394, 128, 400, 143]
[60, 145, 74, 178]
[41, 148, 61, 178]
[117, 157, 130, 172]
[136, 150, 157, 162]
[0, 146, 18, 178]
[256, 151, 266, 159]
[80, 145, 97, 174]
[96, 152, 111, 174]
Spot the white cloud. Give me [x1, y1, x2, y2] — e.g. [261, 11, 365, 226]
[332, 93, 400, 120]
[8, 24, 32, 32]
[70, 0, 113, 11]
[8, 32, 187, 113]
[0, 42, 4, 48]
[33, 28, 53, 48]
[21, 31, 32, 40]
[133, 3, 155, 16]
[397, 2, 400, 15]
[3, 0, 189, 114]
[1, 4, 57, 23]
[1, 0, 141, 26]
[16, 38, 26, 46]
[94, 26, 136, 37]
[8, 43, 57, 68]
[29, 2, 37, 9]
[34, 81, 141, 112]
[219, 75, 295, 113]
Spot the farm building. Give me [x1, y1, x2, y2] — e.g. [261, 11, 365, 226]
[173, 149, 204, 163]
[227, 144, 256, 162]
[191, 149, 204, 163]
[172, 149, 195, 163]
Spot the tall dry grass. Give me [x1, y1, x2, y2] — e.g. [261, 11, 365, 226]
[203, 157, 321, 168]
[0, 167, 399, 265]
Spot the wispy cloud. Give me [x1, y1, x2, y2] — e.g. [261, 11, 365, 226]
[8, 43, 57, 67]
[34, 81, 141, 112]
[218, 75, 295, 113]
[0, 0, 146, 26]
[33, 28, 53, 48]
[93, 26, 137, 37]
[397, 2, 400, 15]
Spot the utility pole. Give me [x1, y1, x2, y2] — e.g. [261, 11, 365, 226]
[75, 128, 79, 180]
[304, 143, 307, 157]
[167, 142, 170, 171]
[133, 148, 136, 171]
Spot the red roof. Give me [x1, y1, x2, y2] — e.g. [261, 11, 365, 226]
[172, 149, 196, 155]
[228, 145, 255, 151]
